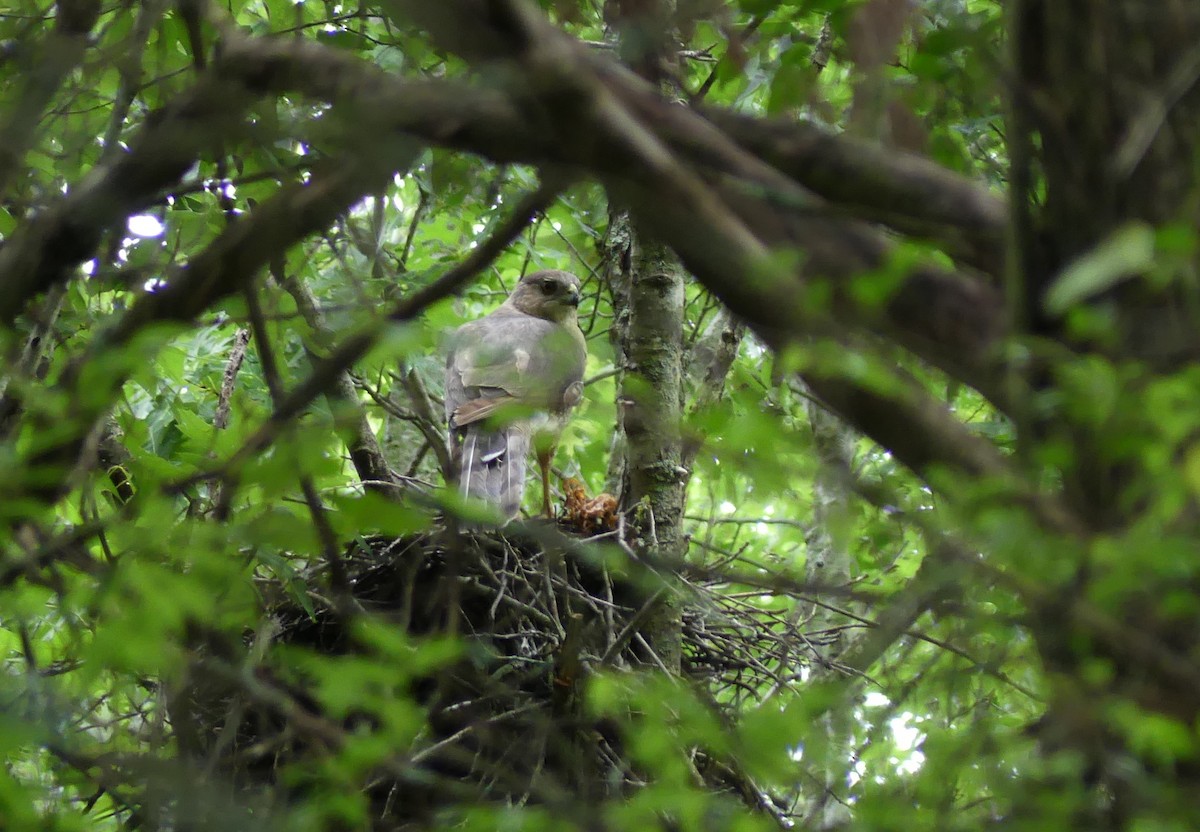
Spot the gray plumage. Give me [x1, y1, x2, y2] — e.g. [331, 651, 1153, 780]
[445, 270, 587, 521]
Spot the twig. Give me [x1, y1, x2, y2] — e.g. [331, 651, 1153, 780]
[244, 282, 354, 606]
[275, 262, 397, 494]
[690, 14, 765, 103]
[213, 329, 250, 430]
[181, 179, 566, 488]
[0, 0, 101, 194]
[398, 366, 454, 481]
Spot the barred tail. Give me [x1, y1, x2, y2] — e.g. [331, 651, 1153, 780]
[456, 425, 528, 522]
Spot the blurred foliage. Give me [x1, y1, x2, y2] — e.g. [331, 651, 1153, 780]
[5, 0, 1199, 831]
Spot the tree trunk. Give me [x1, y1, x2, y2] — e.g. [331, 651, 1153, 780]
[1012, 0, 1200, 809]
[800, 398, 857, 830]
[603, 209, 686, 673]
[601, 0, 686, 673]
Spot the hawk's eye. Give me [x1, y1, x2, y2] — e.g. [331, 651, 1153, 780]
[539, 280, 556, 295]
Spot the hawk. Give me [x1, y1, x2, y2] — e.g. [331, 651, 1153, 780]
[445, 270, 587, 521]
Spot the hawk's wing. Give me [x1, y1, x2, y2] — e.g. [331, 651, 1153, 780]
[445, 307, 585, 520]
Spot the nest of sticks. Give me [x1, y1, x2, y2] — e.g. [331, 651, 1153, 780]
[171, 519, 829, 829]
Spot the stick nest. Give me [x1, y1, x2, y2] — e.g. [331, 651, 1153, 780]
[173, 523, 826, 829]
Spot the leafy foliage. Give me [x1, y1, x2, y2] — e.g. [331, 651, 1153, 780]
[3, 0, 1200, 831]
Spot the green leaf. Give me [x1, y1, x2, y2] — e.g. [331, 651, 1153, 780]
[1044, 223, 1156, 314]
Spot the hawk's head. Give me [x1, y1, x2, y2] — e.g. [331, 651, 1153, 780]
[507, 270, 583, 322]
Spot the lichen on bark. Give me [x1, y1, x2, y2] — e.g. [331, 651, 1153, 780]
[602, 208, 686, 673]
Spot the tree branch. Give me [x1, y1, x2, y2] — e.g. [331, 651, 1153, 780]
[179, 181, 563, 490]
[700, 108, 1008, 276]
[0, 33, 292, 327]
[10, 148, 419, 512]
[275, 265, 398, 495]
[366, 0, 1027, 496]
[0, 15, 1021, 519]
[362, 2, 1008, 385]
[0, 0, 101, 195]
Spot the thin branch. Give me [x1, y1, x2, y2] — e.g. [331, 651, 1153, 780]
[275, 263, 397, 494]
[0, 0, 101, 194]
[244, 282, 353, 602]
[213, 329, 250, 431]
[397, 366, 455, 481]
[177, 180, 565, 488]
[0, 35, 288, 326]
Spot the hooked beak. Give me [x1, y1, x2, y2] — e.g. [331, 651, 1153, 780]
[566, 287, 582, 307]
